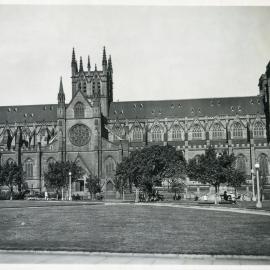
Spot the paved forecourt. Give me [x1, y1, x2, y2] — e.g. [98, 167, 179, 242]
[1, 250, 270, 264]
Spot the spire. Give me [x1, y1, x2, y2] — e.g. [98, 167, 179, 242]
[108, 55, 112, 71]
[87, 55, 91, 71]
[58, 76, 65, 103]
[71, 47, 78, 75]
[102, 46, 107, 70]
[72, 47, 76, 63]
[79, 56, 84, 72]
[95, 64, 97, 71]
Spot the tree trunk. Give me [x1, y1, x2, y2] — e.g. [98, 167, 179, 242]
[18, 183, 22, 194]
[214, 185, 218, 205]
[135, 187, 139, 203]
[129, 178, 132, 193]
[10, 186, 13, 200]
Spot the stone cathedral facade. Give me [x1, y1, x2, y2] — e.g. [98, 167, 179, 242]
[0, 47, 270, 196]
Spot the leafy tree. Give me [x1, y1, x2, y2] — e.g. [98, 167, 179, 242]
[86, 175, 101, 199]
[44, 161, 84, 199]
[226, 168, 246, 195]
[170, 179, 185, 199]
[114, 157, 131, 194]
[115, 145, 186, 200]
[0, 161, 25, 200]
[187, 146, 246, 200]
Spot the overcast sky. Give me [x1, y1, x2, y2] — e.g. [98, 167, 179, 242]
[0, 5, 269, 106]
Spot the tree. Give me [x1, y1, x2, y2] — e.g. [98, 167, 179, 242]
[0, 161, 25, 200]
[187, 146, 246, 202]
[170, 179, 185, 200]
[44, 161, 84, 199]
[226, 168, 246, 195]
[115, 145, 186, 200]
[86, 175, 101, 199]
[114, 157, 131, 194]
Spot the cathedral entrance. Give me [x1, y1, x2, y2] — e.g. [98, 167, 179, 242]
[75, 180, 84, 192]
[104, 179, 115, 200]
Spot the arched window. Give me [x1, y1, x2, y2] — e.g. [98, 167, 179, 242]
[105, 157, 115, 177]
[172, 125, 182, 141]
[74, 102, 85, 118]
[232, 122, 243, 138]
[2, 129, 12, 150]
[2, 129, 9, 144]
[46, 157, 56, 172]
[194, 155, 200, 165]
[113, 126, 122, 141]
[133, 126, 143, 141]
[83, 82, 87, 93]
[25, 159, 33, 178]
[6, 158, 15, 165]
[235, 155, 246, 174]
[152, 125, 162, 142]
[78, 82, 81, 91]
[253, 122, 264, 138]
[47, 157, 56, 166]
[259, 154, 269, 177]
[212, 123, 223, 139]
[192, 124, 202, 139]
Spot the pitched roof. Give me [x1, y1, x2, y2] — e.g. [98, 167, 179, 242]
[109, 96, 264, 120]
[0, 104, 57, 124]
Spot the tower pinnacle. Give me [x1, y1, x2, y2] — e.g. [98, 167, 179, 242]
[79, 56, 84, 72]
[102, 46, 107, 71]
[58, 76, 65, 103]
[108, 55, 112, 71]
[71, 48, 78, 75]
[72, 47, 76, 62]
[87, 55, 91, 71]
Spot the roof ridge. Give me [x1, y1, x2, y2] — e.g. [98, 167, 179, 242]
[111, 95, 260, 104]
[0, 104, 57, 108]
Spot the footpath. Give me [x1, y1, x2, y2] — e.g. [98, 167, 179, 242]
[0, 250, 270, 264]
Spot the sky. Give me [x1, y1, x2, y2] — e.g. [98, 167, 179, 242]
[0, 5, 269, 106]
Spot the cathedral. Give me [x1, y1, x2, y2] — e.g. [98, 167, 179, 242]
[0, 47, 270, 197]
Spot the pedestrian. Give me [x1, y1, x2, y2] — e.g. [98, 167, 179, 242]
[45, 191, 48, 201]
[223, 191, 228, 201]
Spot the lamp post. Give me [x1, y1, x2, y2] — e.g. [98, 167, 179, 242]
[255, 163, 262, 208]
[251, 169, 256, 201]
[68, 171, 72, 201]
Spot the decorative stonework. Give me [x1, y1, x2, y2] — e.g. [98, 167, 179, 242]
[69, 124, 90, 146]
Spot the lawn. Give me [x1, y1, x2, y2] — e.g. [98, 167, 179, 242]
[0, 203, 270, 255]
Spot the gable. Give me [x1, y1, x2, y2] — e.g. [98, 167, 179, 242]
[66, 90, 93, 119]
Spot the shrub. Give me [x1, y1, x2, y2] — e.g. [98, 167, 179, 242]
[0, 191, 10, 200]
[0, 190, 30, 200]
[96, 193, 103, 201]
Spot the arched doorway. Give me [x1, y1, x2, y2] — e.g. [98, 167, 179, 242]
[105, 179, 115, 199]
[106, 181, 114, 191]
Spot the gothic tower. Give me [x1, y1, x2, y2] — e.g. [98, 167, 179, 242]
[70, 47, 113, 118]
